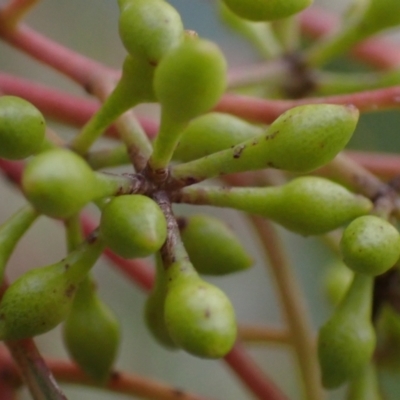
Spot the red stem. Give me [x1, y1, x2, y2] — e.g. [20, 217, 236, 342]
[0, 347, 212, 400]
[0, 24, 111, 87]
[6, 339, 67, 400]
[345, 150, 400, 180]
[4, 71, 400, 128]
[216, 87, 400, 124]
[225, 342, 289, 400]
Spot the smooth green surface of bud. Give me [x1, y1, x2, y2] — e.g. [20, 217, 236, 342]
[222, 0, 313, 22]
[22, 149, 97, 218]
[118, 55, 157, 103]
[179, 214, 253, 275]
[154, 38, 227, 123]
[173, 113, 263, 162]
[0, 236, 104, 340]
[256, 177, 372, 235]
[179, 177, 372, 236]
[171, 104, 359, 183]
[63, 277, 120, 383]
[164, 268, 237, 358]
[318, 274, 376, 389]
[0, 96, 45, 160]
[324, 262, 354, 306]
[100, 195, 167, 259]
[253, 104, 358, 172]
[340, 216, 400, 276]
[118, 0, 184, 64]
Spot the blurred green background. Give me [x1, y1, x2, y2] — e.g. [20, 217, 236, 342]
[0, 0, 400, 399]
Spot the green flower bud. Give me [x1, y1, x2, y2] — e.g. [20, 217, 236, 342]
[221, 0, 313, 22]
[340, 216, 400, 276]
[99, 195, 167, 259]
[171, 104, 359, 183]
[154, 38, 227, 123]
[173, 112, 263, 162]
[118, 0, 184, 64]
[179, 214, 253, 275]
[22, 149, 97, 219]
[323, 262, 354, 306]
[149, 38, 228, 170]
[63, 277, 120, 383]
[164, 266, 237, 358]
[0, 96, 45, 160]
[178, 176, 372, 236]
[318, 274, 376, 389]
[0, 235, 104, 341]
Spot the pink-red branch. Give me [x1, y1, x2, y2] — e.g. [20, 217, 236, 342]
[216, 87, 400, 124]
[345, 150, 400, 180]
[0, 24, 111, 87]
[225, 342, 289, 400]
[3, 72, 400, 129]
[0, 347, 213, 400]
[5, 339, 67, 400]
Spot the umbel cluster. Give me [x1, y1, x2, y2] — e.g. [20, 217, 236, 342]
[0, 0, 399, 392]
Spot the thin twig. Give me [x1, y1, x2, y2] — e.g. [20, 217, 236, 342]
[215, 86, 400, 124]
[248, 216, 324, 400]
[224, 342, 288, 400]
[0, 349, 213, 400]
[315, 153, 386, 199]
[0, 24, 111, 87]
[6, 340, 68, 400]
[238, 325, 291, 345]
[346, 150, 400, 180]
[0, 0, 41, 30]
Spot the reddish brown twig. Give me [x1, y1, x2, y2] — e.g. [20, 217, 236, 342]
[0, 347, 213, 400]
[346, 150, 400, 180]
[225, 342, 289, 400]
[6, 340, 67, 400]
[0, 25, 111, 88]
[216, 86, 400, 124]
